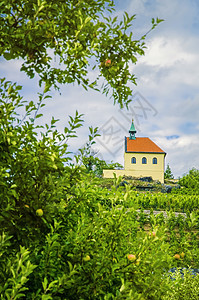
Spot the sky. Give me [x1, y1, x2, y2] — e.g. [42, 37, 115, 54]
[1, 0, 199, 178]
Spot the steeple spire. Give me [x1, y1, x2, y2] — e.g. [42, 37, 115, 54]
[129, 119, 136, 140]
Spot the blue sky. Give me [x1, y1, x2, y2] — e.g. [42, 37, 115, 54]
[1, 0, 199, 178]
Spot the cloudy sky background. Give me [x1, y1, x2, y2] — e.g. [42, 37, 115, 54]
[1, 0, 199, 178]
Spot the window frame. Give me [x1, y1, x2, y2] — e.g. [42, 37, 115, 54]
[131, 157, 136, 164]
[142, 157, 147, 164]
[153, 157, 157, 164]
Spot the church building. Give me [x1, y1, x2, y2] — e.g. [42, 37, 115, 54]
[103, 120, 166, 183]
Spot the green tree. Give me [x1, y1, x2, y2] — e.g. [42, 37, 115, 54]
[0, 84, 175, 298]
[82, 154, 123, 177]
[0, 2, 174, 299]
[0, 0, 163, 107]
[76, 127, 123, 176]
[179, 168, 199, 193]
[164, 163, 174, 179]
[0, 78, 86, 246]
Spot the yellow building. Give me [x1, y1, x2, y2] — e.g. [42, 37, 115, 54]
[103, 120, 166, 183]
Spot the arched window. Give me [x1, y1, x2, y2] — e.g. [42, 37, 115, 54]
[142, 157, 147, 164]
[153, 157, 157, 164]
[131, 157, 136, 164]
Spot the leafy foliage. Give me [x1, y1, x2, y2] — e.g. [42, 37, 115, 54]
[179, 168, 199, 194]
[1, 1, 198, 299]
[1, 245, 37, 299]
[163, 269, 199, 300]
[1, 81, 199, 298]
[0, 81, 183, 299]
[78, 150, 123, 177]
[0, 78, 85, 247]
[0, 0, 163, 107]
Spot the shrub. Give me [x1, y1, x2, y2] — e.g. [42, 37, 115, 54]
[163, 268, 199, 300]
[179, 168, 199, 194]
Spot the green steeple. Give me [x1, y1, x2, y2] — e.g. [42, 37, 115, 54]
[129, 119, 136, 140]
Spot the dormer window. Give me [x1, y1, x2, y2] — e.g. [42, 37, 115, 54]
[131, 157, 136, 164]
[153, 157, 157, 164]
[142, 157, 147, 164]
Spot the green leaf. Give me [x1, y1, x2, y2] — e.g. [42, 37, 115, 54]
[42, 295, 52, 300]
[42, 277, 48, 291]
[35, 113, 43, 119]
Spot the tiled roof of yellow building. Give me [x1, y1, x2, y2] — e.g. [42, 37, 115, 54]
[125, 137, 166, 154]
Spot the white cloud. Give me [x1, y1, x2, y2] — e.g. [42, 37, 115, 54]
[139, 37, 197, 68]
[157, 135, 199, 177]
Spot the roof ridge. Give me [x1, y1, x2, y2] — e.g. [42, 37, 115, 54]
[125, 136, 166, 154]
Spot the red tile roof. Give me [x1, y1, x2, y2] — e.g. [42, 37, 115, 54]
[126, 137, 166, 154]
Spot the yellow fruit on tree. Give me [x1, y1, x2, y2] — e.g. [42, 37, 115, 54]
[83, 255, 91, 262]
[180, 252, 185, 259]
[36, 209, 43, 217]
